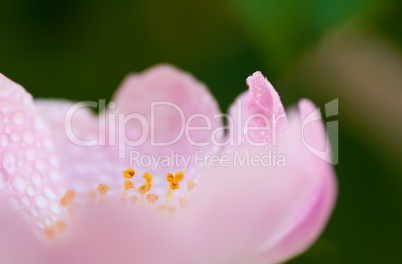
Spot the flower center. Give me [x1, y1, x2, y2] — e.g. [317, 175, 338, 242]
[45, 168, 197, 240]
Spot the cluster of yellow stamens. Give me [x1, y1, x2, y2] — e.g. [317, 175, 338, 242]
[50, 168, 197, 240]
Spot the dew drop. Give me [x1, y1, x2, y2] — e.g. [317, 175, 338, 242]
[0, 167, 9, 189]
[34, 115, 46, 130]
[25, 148, 36, 161]
[44, 186, 57, 199]
[0, 99, 11, 112]
[22, 94, 32, 105]
[35, 159, 47, 171]
[12, 111, 25, 125]
[26, 185, 35, 196]
[12, 175, 27, 191]
[43, 137, 53, 149]
[31, 208, 39, 217]
[21, 195, 31, 206]
[49, 170, 60, 181]
[2, 150, 18, 173]
[35, 195, 48, 208]
[31, 172, 43, 185]
[23, 130, 34, 144]
[50, 202, 61, 213]
[0, 134, 9, 147]
[11, 132, 20, 142]
[34, 218, 45, 229]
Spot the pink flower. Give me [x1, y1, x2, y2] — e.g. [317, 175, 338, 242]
[0, 65, 337, 264]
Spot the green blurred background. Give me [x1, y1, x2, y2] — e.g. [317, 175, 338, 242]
[0, 0, 401, 263]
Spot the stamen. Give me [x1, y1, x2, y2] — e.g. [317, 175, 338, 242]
[156, 204, 167, 213]
[146, 194, 159, 204]
[178, 198, 188, 208]
[97, 184, 110, 196]
[44, 220, 67, 240]
[88, 190, 97, 202]
[166, 171, 185, 205]
[174, 172, 184, 182]
[124, 179, 134, 190]
[166, 173, 174, 182]
[60, 190, 76, 207]
[187, 180, 197, 191]
[130, 194, 138, 204]
[44, 226, 56, 240]
[167, 205, 177, 215]
[138, 182, 151, 195]
[143, 172, 153, 183]
[122, 168, 135, 179]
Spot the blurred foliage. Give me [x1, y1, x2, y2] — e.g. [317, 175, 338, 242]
[0, 0, 401, 263]
[233, 0, 379, 74]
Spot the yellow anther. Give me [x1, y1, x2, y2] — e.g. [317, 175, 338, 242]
[143, 172, 153, 183]
[178, 198, 188, 208]
[146, 194, 159, 203]
[124, 179, 134, 190]
[130, 194, 138, 204]
[167, 205, 177, 214]
[44, 220, 67, 240]
[169, 181, 179, 190]
[137, 182, 151, 195]
[55, 220, 67, 232]
[97, 184, 110, 195]
[174, 172, 184, 182]
[44, 226, 56, 240]
[156, 204, 167, 213]
[60, 190, 76, 207]
[187, 180, 197, 191]
[122, 168, 135, 179]
[166, 173, 174, 182]
[88, 190, 97, 201]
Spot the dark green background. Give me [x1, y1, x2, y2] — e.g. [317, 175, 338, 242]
[0, 0, 401, 263]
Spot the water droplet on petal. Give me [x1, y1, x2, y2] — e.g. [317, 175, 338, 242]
[35, 160, 47, 171]
[12, 111, 25, 125]
[31, 172, 43, 185]
[34, 115, 46, 130]
[35, 195, 47, 208]
[21, 195, 31, 206]
[12, 175, 27, 191]
[0, 134, 9, 147]
[23, 130, 34, 144]
[26, 185, 35, 196]
[11, 132, 20, 142]
[0, 99, 11, 112]
[2, 151, 18, 173]
[25, 148, 36, 161]
[44, 186, 57, 199]
[0, 167, 9, 189]
[50, 202, 60, 213]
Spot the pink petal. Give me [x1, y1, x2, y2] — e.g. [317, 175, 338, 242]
[52, 204, 180, 264]
[183, 98, 336, 263]
[108, 64, 222, 172]
[253, 99, 337, 263]
[226, 72, 287, 150]
[0, 204, 50, 264]
[34, 100, 123, 192]
[0, 73, 66, 231]
[182, 163, 319, 263]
